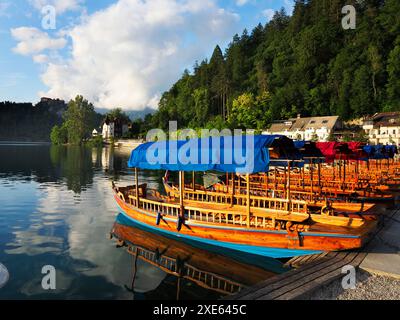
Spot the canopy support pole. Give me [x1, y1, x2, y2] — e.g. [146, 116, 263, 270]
[333, 160, 335, 181]
[230, 173, 235, 207]
[179, 171, 184, 220]
[310, 159, 314, 202]
[343, 160, 346, 190]
[356, 160, 359, 184]
[192, 171, 195, 191]
[287, 161, 291, 213]
[317, 160, 322, 196]
[283, 167, 287, 199]
[246, 174, 250, 228]
[135, 168, 139, 207]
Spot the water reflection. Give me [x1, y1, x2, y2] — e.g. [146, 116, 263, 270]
[111, 213, 285, 300]
[0, 145, 285, 299]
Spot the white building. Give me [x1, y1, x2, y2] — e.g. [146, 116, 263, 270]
[362, 112, 400, 145]
[102, 117, 130, 140]
[263, 115, 342, 142]
[102, 122, 115, 139]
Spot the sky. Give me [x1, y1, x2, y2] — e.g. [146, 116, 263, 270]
[0, 0, 294, 110]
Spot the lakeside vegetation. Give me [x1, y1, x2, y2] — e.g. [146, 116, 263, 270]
[50, 95, 100, 145]
[0, 97, 103, 143]
[50, 96, 133, 146]
[0, 99, 65, 141]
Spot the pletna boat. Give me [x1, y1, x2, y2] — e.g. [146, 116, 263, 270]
[112, 135, 378, 259]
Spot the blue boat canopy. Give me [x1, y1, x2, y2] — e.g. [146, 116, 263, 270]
[363, 145, 388, 159]
[128, 135, 299, 174]
[363, 144, 398, 159]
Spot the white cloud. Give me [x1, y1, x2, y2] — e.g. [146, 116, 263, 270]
[262, 9, 275, 21]
[36, 0, 239, 110]
[11, 27, 67, 56]
[28, 0, 84, 14]
[236, 0, 249, 6]
[33, 54, 49, 64]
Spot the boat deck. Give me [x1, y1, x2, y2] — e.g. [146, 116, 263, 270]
[145, 193, 377, 236]
[226, 206, 399, 300]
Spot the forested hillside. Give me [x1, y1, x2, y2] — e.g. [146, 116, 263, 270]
[0, 99, 66, 141]
[0, 98, 103, 142]
[145, 0, 400, 132]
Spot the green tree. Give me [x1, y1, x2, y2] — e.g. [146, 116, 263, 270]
[105, 108, 130, 122]
[350, 66, 374, 117]
[342, 133, 353, 142]
[192, 88, 209, 126]
[228, 91, 272, 130]
[327, 132, 337, 142]
[228, 93, 258, 129]
[50, 123, 68, 145]
[205, 115, 227, 131]
[353, 131, 369, 143]
[386, 42, 400, 109]
[208, 45, 228, 118]
[311, 133, 318, 142]
[63, 95, 96, 145]
[367, 45, 383, 102]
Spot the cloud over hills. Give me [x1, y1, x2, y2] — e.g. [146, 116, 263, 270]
[12, 0, 240, 111]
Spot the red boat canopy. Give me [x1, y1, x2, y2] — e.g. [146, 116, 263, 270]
[346, 142, 368, 160]
[316, 142, 338, 162]
[316, 142, 367, 162]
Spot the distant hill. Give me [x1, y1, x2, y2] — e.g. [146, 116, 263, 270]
[0, 98, 66, 142]
[0, 98, 103, 142]
[96, 107, 155, 120]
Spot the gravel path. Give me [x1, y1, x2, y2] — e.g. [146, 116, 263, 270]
[308, 269, 400, 300]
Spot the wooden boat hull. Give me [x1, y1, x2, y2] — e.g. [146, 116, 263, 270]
[114, 192, 376, 259]
[111, 214, 285, 288]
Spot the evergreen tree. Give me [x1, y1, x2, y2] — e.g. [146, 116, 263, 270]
[386, 40, 400, 109]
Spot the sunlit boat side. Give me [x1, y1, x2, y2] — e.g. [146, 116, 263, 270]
[112, 135, 379, 259]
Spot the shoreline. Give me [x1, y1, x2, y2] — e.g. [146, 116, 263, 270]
[0, 141, 51, 146]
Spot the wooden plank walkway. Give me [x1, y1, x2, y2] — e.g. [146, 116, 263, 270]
[227, 206, 400, 300]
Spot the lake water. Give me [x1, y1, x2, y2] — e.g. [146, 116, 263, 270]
[0, 145, 285, 300]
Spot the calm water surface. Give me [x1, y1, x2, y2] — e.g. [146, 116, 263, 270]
[0, 145, 285, 299]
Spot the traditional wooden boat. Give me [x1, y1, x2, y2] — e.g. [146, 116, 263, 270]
[160, 140, 399, 209]
[113, 135, 378, 259]
[161, 173, 384, 219]
[110, 213, 284, 296]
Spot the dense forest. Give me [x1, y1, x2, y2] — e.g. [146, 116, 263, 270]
[0, 98, 103, 142]
[0, 99, 66, 141]
[141, 0, 399, 133]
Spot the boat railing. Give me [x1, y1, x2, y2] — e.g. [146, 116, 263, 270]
[126, 243, 243, 294]
[124, 189, 308, 229]
[177, 188, 307, 214]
